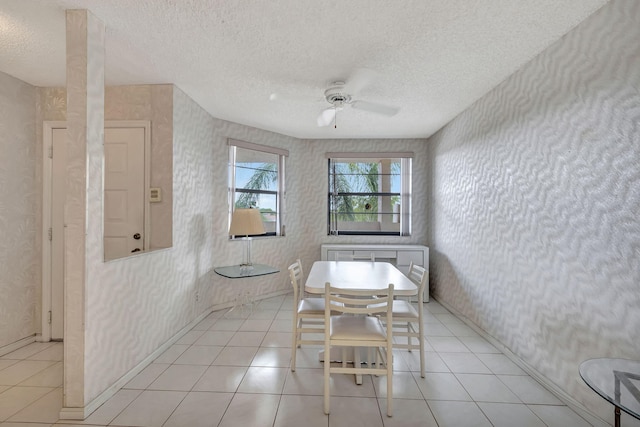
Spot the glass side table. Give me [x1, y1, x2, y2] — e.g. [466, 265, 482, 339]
[214, 264, 279, 316]
[579, 358, 640, 427]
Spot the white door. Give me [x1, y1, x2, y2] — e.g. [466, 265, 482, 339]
[48, 125, 147, 339]
[103, 128, 146, 260]
[51, 128, 67, 340]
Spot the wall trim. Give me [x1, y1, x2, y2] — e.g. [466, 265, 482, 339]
[0, 335, 36, 357]
[432, 296, 609, 427]
[59, 288, 290, 420]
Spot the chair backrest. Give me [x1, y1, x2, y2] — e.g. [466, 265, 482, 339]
[288, 259, 304, 301]
[323, 283, 394, 322]
[407, 262, 428, 303]
[335, 252, 376, 262]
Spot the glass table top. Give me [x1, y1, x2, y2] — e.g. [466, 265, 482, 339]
[214, 264, 279, 279]
[579, 358, 640, 420]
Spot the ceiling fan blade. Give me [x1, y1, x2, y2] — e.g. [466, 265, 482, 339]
[269, 92, 315, 103]
[343, 68, 377, 94]
[317, 108, 336, 127]
[351, 100, 399, 116]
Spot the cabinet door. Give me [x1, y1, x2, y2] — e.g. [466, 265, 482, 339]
[397, 250, 424, 266]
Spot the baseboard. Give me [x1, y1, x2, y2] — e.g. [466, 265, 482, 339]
[0, 335, 36, 357]
[59, 288, 291, 420]
[432, 296, 609, 427]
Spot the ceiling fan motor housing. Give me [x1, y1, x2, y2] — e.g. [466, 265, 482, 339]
[325, 86, 351, 108]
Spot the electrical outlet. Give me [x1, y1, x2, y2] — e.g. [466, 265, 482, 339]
[195, 291, 199, 302]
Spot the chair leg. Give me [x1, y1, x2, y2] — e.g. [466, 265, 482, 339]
[324, 346, 331, 414]
[386, 344, 393, 417]
[291, 315, 298, 371]
[406, 321, 411, 351]
[419, 321, 425, 378]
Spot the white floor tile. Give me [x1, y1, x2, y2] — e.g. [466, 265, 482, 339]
[475, 353, 526, 375]
[0, 361, 57, 386]
[162, 391, 233, 427]
[0, 386, 54, 421]
[455, 373, 521, 403]
[211, 346, 258, 366]
[477, 402, 546, 427]
[413, 372, 473, 401]
[274, 395, 328, 427]
[152, 344, 189, 364]
[458, 336, 500, 353]
[377, 398, 438, 427]
[174, 330, 205, 345]
[210, 319, 244, 331]
[439, 352, 492, 374]
[80, 389, 142, 425]
[0, 343, 55, 360]
[193, 330, 235, 346]
[239, 318, 272, 332]
[227, 331, 267, 347]
[7, 388, 62, 423]
[26, 344, 63, 361]
[173, 345, 223, 365]
[147, 364, 207, 391]
[426, 337, 469, 353]
[427, 400, 492, 427]
[373, 371, 423, 399]
[110, 390, 186, 427]
[261, 331, 293, 347]
[237, 366, 288, 394]
[327, 396, 384, 427]
[123, 363, 169, 390]
[527, 404, 593, 427]
[18, 362, 62, 387]
[251, 347, 292, 367]
[218, 393, 279, 427]
[192, 365, 247, 393]
[498, 374, 563, 404]
[283, 368, 325, 396]
[0, 293, 598, 427]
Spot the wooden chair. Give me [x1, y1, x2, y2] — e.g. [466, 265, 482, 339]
[323, 282, 395, 416]
[289, 259, 331, 371]
[388, 262, 428, 377]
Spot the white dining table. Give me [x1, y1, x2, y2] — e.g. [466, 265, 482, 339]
[305, 260, 418, 296]
[304, 261, 418, 384]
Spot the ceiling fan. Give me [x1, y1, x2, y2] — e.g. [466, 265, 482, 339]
[270, 68, 400, 128]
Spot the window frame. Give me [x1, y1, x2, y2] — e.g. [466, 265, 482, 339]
[326, 152, 413, 237]
[228, 139, 288, 238]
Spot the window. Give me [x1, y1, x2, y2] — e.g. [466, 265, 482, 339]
[229, 139, 288, 236]
[327, 152, 412, 236]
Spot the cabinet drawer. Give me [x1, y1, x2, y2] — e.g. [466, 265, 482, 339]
[397, 250, 423, 266]
[327, 250, 353, 261]
[355, 250, 397, 259]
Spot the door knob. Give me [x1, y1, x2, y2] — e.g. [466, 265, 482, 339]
[133, 233, 141, 240]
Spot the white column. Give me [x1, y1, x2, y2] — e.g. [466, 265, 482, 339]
[62, 9, 105, 419]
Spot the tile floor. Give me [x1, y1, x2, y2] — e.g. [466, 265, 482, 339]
[0, 295, 609, 426]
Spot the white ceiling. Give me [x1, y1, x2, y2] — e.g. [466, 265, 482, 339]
[0, 0, 607, 139]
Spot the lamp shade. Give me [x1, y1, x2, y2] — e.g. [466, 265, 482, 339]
[229, 208, 266, 237]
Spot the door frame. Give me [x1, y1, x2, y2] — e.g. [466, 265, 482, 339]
[41, 120, 151, 341]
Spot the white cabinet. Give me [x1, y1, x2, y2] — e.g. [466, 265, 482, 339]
[320, 244, 429, 301]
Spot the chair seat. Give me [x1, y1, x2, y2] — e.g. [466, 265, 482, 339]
[390, 300, 419, 318]
[297, 297, 326, 314]
[330, 315, 387, 341]
[370, 299, 419, 319]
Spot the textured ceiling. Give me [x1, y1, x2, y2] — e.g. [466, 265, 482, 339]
[0, 0, 608, 139]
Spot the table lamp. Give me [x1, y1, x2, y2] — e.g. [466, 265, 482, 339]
[229, 208, 266, 270]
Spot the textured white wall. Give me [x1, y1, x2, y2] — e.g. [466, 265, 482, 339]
[0, 72, 37, 351]
[427, 0, 640, 421]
